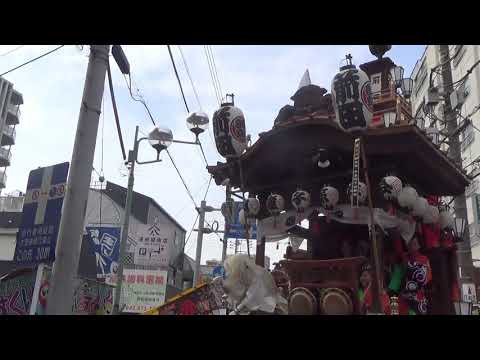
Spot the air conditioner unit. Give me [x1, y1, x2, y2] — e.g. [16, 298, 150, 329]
[425, 89, 441, 107]
[450, 87, 466, 111]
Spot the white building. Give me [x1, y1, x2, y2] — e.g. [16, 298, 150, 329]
[0, 78, 23, 191]
[410, 45, 480, 262]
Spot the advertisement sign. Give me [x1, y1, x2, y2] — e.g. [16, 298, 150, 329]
[0, 270, 36, 315]
[227, 201, 257, 239]
[120, 269, 167, 313]
[462, 283, 477, 303]
[30, 266, 114, 315]
[85, 226, 121, 279]
[13, 162, 69, 265]
[145, 281, 225, 315]
[133, 224, 171, 267]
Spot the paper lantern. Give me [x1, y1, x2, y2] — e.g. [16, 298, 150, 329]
[291, 190, 311, 213]
[397, 186, 419, 210]
[379, 176, 403, 200]
[320, 185, 339, 210]
[331, 59, 373, 132]
[412, 197, 429, 218]
[347, 181, 368, 204]
[212, 100, 247, 158]
[266, 194, 285, 216]
[423, 205, 440, 224]
[439, 209, 454, 230]
[244, 196, 260, 216]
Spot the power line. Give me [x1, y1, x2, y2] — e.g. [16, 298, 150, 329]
[167, 45, 190, 113]
[0, 45, 25, 57]
[107, 59, 127, 160]
[177, 46, 202, 111]
[123, 73, 156, 126]
[204, 45, 222, 105]
[207, 46, 223, 102]
[0, 45, 65, 77]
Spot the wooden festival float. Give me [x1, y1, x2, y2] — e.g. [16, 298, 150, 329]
[207, 45, 470, 315]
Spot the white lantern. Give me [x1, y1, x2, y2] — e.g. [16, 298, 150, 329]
[347, 181, 368, 204]
[331, 58, 373, 132]
[380, 176, 403, 200]
[439, 209, 454, 230]
[320, 185, 339, 210]
[412, 197, 429, 218]
[397, 186, 419, 210]
[291, 190, 311, 213]
[424, 205, 440, 224]
[212, 96, 247, 158]
[266, 194, 285, 216]
[244, 196, 260, 216]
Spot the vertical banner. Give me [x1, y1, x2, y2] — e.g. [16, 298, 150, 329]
[133, 224, 171, 267]
[85, 226, 121, 280]
[351, 138, 361, 209]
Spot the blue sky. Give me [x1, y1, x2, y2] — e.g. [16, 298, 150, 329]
[0, 45, 425, 267]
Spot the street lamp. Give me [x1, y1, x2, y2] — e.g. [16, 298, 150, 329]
[453, 216, 467, 243]
[401, 78, 414, 99]
[113, 112, 209, 315]
[390, 65, 405, 89]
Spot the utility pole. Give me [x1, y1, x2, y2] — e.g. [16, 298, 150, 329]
[193, 200, 206, 286]
[221, 185, 232, 262]
[113, 126, 139, 315]
[438, 45, 475, 298]
[46, 45, 110, 314]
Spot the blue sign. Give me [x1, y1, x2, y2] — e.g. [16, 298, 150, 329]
[13, 162, 69, 265]
[85, 226, 121, 279]
[212, 265, 225, 279]
[226, 201, 257, 239]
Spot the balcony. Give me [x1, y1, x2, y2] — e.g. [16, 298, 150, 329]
[6, 104, 20, 126]
[9, 90, 23, 106]
[1, 125, 15, 146]
[0, 147, 11, 167]
[0, 171, 6, 189]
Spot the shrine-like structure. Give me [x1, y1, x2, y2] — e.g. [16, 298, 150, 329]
[207, 46, 470, 315]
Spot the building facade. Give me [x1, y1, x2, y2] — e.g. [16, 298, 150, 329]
[410, 45, 480, 263]
[0, 78, 23, 192]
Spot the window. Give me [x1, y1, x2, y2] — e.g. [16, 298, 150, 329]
[461, 123, 475, 152]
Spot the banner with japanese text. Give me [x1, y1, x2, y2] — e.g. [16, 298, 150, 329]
[133, 224, 171, 267]
[0, 270, 36, 315]
[85, 226, 121, 280]
[120, 268, 167, 313]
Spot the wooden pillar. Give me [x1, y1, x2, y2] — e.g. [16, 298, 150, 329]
[256, 236, 266, 267]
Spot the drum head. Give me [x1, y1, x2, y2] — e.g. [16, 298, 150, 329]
[319, 288, 353, 315]
[289, 287, 317, 315]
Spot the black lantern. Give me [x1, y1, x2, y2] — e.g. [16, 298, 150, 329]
[390, 66, 404, 89]
[453, 217, 467, 242]
[401, 78, 414, 99]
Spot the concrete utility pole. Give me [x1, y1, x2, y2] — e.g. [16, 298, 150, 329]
[47, 45, 110, 314]
[193, 200, 206, 286]
[438, 45, 475, 293]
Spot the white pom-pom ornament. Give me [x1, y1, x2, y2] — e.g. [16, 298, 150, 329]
[380, 176, 403, 200]
[244, 197, 260, 216]
[412, 197, 429, 218]
[266, 194, 285, 216]
[320, 185, 339, 210]
[347, 182, 368, 204]
[397, 186, 418, 210]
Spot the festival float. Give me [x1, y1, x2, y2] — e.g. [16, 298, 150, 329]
[145, 45, 470, 315]
[205, 45, 470, 315]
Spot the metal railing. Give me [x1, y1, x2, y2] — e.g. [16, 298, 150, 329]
[3, 125, 15, 139]
[0, 195, 24, 212]
[0, 147, 12, 162]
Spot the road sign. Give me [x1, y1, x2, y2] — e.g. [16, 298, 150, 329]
[133, 224, 171, 267]
[85, 226, 121, 280]
[226, 201, 257, 239]
[13, 162, 69, 265]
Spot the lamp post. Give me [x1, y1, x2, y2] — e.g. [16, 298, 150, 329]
[390, 65, 405, 89]
[113, 111, 209, 315]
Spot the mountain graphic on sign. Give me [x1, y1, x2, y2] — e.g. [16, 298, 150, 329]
[148, 224, 161, 236]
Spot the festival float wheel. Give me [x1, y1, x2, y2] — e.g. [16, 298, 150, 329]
[288, 287, 318, 315]
[318, 288, 353, 315]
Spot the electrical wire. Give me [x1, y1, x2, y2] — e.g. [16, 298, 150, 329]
[207, 46, 223, 102]
[124, 73, 156, 126]
[107, 59, 127, 160]
[167, 45, 190, 113]
[204, 45, 222, 105]
[177, 46, 202, 111]
[0, 45, 65, 77]
[0, 45, 24, 57]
